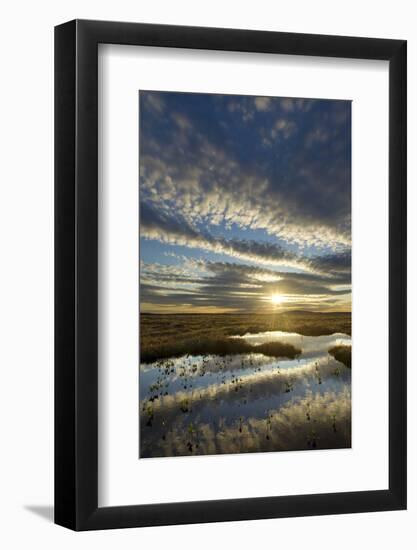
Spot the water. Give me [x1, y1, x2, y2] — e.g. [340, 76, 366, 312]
[139, 332, 351, 458]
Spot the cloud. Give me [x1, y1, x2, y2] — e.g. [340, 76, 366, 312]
[279, 97, 314, 113]
[305, 126, 329, 147]
[141, 202, 351, 277]
[139, 91, 351, 250]
[308, 251, 351, 275]
[171, 112, 192, 131]
[140, 144, 351, 249]
[141, 202, 304, 269]
[142, 92, 165, 113]
[227, 97, 255, 122]
[139, 91, 351, 313]
[140, 259, 351, 313]
[271, 118, 297, 140]
[254, 96, 272, 111]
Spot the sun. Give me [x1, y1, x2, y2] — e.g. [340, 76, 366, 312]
[271, 293, 284, 305]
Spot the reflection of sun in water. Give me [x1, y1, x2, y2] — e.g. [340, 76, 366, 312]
[271, 293, 284, 305]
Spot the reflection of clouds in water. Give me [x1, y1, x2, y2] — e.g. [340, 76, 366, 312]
[140, 333, 351, 378]
[140, 348, 349, 399]
[140, 354, 272, 389]
[140, 332, 352, 457]
[141, 390, 351, 457]
[142, 354, 349, 420]
[232, 331, 351, 353]
[139, 353, 273, 401]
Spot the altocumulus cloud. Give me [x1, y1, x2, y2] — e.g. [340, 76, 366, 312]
[141, 202, 351, 276]
[139, 91, 351, 313]
[140, 92, 351, 250]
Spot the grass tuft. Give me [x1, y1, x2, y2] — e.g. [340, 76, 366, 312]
[141, 338, 300, 363]
[328, 345, 351, 368]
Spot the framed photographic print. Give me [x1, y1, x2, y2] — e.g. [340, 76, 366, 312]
[55, 20, 407, 530]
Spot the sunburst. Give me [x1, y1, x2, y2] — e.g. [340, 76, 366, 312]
[271, 293, 284, 305]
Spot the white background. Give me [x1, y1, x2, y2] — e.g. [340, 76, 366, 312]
[0, 1, 415, 549]
[99, 45, 389, 506]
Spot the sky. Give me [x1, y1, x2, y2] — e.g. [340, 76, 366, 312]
[139, 91, 351, 314]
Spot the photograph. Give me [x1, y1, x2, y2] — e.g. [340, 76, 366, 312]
[0, 1, 409, 542]
[139, 91, 352, 458]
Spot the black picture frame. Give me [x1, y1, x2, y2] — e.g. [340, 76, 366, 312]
[55, 19, 407, 531]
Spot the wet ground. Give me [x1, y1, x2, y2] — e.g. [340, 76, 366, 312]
[139, 331, 351, 458]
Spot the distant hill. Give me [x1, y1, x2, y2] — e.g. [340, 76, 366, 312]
[141, 310, 351, 316]
[283, 310, 351, 316]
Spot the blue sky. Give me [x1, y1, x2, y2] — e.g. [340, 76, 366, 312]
[139, 91, 351, 313]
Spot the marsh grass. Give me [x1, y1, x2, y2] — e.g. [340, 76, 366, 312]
[328, 345, 352, 368]
[141, 311, 351, 363]
[140, 337, 300, 363]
